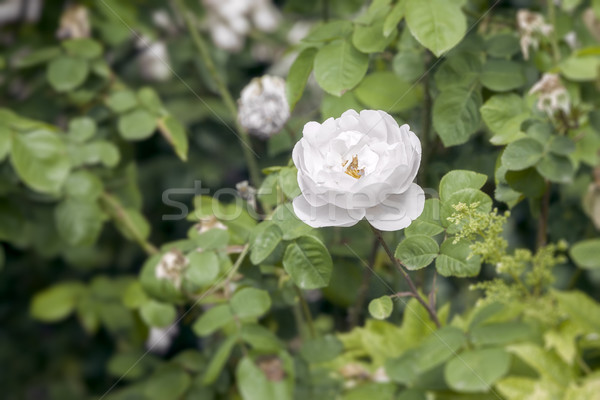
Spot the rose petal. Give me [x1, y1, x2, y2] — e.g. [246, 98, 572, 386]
[292, 195, 365, 228]
[365, 183, 425, 231]
[359, 110, 388, 141]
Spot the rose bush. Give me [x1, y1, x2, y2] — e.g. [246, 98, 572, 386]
[292, 109, 424, 231]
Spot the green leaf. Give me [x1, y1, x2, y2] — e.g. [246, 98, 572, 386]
[11, 130, 71, 194]
[552, 289, 600, 333]
[507, 343, 574, 386]
[55, 199, 104, 246]
[138, 87, 165, 115]
[395, 235, 439, 270]
[184, 251, 220, 287]
[272, 203, 313, 240]
[383, 0, 405, 36]
[433, 85, 482, 147]
[570, 239, 600, 269]
[300, 335, 344, 363]
[404, 199, 444, 237]
[470, 322, 534, 346]
[139, 300, 176, 327]
[435, 239, 481, 277]
[31, 282, 85, 322]
[236, 357, 292, 400]
[78, 141, 120, 167]
[434, 52, 482, 91]
[485, 33, 520, 58]
[505, 168, 546, 198]
[118, 109, 157, 141]
[314, 39, 369, 96]
[404, 0, 466, 57]
[283, 236, 333, 289]
[559, 55, 600, 81]
[441, 188, 492, 230]
[480, 60, 526, 92]
[202, 334, 238, 384]
[68, 117, 96, 143]
[536, 153, 574, 183]
[321, 92, 363, 119]
[480, 94, 529, 145]
[122, 281, 149, 309]
[286, 48, 317, 110]
[302, 20, 353, 43]
[144, 367, 191, 400]
[231, 287, 271, 319]
[46, 56, 89, 92]
[62, 38, 103, 59]
[106, 90, 138, 113]
[240, 324, 282, 352]
[444, 348, 511, 392]
[0, 126, 11, 162]
[279, 167, 301, 199]
[250, 223, 283, 265]
[548, 135, 575, 156]
[392, 51, 424, 82]
[501, 138, 544, 171]
[368, 296, 394, 320]
[14, 46, 61, 68]
[64, 170, 103, 200]
[158, 116, 188, 161]
[354, 71, 421, 113]
[439, 170, 487, 202]
[353, 19, 395, 53]
[192, 304, 234, 337]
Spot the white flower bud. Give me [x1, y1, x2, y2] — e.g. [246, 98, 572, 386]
[136, 38, 172, 82]
[56, 5, 90, 40]
[238, 75, 290, 139]
[517, 10, 553, 60]
[155, 250, 189, 289]
[145, 324, 179, 355]
[529, 73, 570, 115]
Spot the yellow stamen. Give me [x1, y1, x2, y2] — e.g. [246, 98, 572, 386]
[343, 155, 364, 179]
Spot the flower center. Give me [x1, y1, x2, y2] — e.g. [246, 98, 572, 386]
[342, 155, 365, 179]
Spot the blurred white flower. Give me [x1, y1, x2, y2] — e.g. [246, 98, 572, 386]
[563, 31, 578, 49]
[517, 10, 553, 60]
[0, 0, 42, 26]
[145, 324, 179, 355]
[529, 73, 570, 116]
[202, 0, 280, 52]
[155, 250, 189, 289]
[238, 75, 290, 139]
[136, 37, 172, 82]
[236, 180, 257, 210]
[292, 110, 424, 231]
[196, 215, 228, 234]
[56, 5, 90, 39]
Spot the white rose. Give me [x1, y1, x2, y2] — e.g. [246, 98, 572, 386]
[292, 110, 424, 231]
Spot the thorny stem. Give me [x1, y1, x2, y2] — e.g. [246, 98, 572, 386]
[295, 286, 316, 339]
[100, 193, 159, 255]
[371, 227, 441, 328]
[537, 181, 551, 249]
[174, 0, 262, 187]
[348, 238, 379, 329]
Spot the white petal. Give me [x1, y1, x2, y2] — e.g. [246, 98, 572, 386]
[365, 184, 425, 231]
[292, 196, 365, 228]
[359, 110, 388, 141]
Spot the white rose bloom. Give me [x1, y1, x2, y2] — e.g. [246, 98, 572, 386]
[292, 110, 424, 231]
[238, 75, 290, 139]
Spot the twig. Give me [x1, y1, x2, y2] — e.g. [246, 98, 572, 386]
[371, 227, 441, 328]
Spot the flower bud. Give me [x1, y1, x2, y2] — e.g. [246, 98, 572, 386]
[56, 5, 90, 39]
[238, 75, 290, 139]
[155, 249, 189, 289]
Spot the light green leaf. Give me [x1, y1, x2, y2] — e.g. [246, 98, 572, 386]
[548, 135, 575, 156]
[480, 60, 526, 92]
[250, 223, 283, 265]
[434, 52, 482, 91]
[31, 282, 85, 322]
[321, 92, 363, 119]
[505, 168, 546, 198]
[279, 167, 301, 199]
[144, 368, 191, 400]
[354, 71, 421, 113]
[138, 87, 165, 115]
[480, 94, 529, 145]
[64, 170, 103, 200]
[368, 296, 394, 320]
[435, 239, 481, 277]
[118, 109, 157, 141]
[273, 203, 313, 240]
[286, 47, 317, 110]
[559, 55, 600, 81]
[383, 0, 405, 36]
[395, 235, 439, 270]
[184, 251, 220, 287]
[507, 343, 574, 386]
[11, 130, 71, 194]
[122, 281, 149, 309]
[405, 199, 444, 237]
[570, 239, 600, 269]
[470, 322, 534, 346]
[55, 199, 104, 246]
[441, 188, 492, 230]
[106, 90, 138, 113]
[433, 85, 482, 147]
[47, 56, 89, 92]
[62, 38, 103, 59]
[404, 0, 467, 57]
[444, 348, 511, 392]
[353, 19, 395, 53]
[0, 126, 11, 162]
[139, 300, 176, 327]
[240, 324, 282, 352]
[192, 304, 234, 337]
[158, 116, 188, 161]
[202, 334, 238, 384]
[552, 289, 600, 333]
[14, 46, 61, 68]
[236, 357, 292, 400]
[439, 170, 487, 202]
[314, 39, 369, 96]
[300, 335, 344, 363]
[68, 117, 96, 143]
[485, 33, 520, 58]
[231, 287, 271, 319]
[283, 236, 333, 289]
[302, 20, 353, 43]
[536, 153, 574, 183]
[392, 51, 424, 82]
[501, 138, 544, 171]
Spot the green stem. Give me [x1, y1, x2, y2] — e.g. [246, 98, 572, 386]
[174, 0, 262, 187]
[100, 193, 159, 255]
[547, 0, 561, 63]
[295, 285, 316, 339]
[371, 227, 441, 328]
